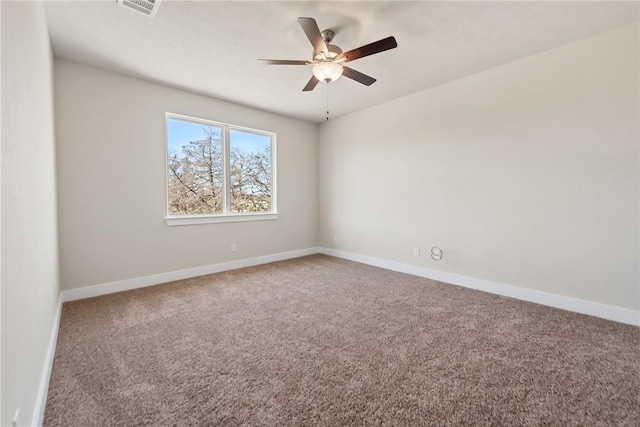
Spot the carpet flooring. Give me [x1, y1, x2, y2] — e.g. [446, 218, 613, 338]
[44, 255, 639, 426]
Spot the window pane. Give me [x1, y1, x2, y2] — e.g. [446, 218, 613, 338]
[229, 129, 272, 213]
[166, 118, 223, 215]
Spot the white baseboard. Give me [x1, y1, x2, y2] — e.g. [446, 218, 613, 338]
[32, 295, 63, 426]
[60, 247, 319, 302]
[319, 247, 640, 327]
[59, 245, 640, 327]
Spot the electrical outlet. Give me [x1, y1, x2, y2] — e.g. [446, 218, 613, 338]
[413, 247, 420, 256]
[12, 407, 20, 427]
[231, 243, 237, 252]
[334, 234, 339, 243]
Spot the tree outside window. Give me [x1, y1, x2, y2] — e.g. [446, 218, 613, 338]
[166, 115, 275, 217]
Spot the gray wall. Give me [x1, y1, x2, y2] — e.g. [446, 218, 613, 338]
[1, 2, 60, 425]
[319, 24, 639, 311]
[54, 59, 318, 290]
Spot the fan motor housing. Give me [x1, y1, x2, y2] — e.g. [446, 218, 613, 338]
[314, 44, 342, 61]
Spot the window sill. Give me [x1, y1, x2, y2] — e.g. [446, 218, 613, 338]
[165, 213, 279, 226]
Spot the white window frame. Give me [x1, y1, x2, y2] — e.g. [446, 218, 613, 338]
[164, 113, 278, 226]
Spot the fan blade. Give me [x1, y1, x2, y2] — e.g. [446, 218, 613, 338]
[338, 36, 397, 63]
[342, 66, 376, 86]
[258, 59, 312, 65]
[298, 17, 328, 55]
[302, 75, 320, 91]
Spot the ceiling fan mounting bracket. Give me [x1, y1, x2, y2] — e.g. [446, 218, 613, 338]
[322, 29, 335, 44]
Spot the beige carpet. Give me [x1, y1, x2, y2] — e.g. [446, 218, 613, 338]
[45, 255, 639, 426]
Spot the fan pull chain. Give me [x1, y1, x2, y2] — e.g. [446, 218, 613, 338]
[326, 83, 330, 121]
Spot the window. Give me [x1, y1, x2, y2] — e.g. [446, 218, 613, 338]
[165, 113, 276, 225]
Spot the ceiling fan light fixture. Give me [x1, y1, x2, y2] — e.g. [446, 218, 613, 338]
[312, 62, 343, 83]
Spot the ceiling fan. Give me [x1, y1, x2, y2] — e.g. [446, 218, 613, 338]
[258, 17, 398, 92]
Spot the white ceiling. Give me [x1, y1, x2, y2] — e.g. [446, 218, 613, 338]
[44, 1, 639, 123]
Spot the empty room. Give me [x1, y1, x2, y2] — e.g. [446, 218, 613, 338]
[1, 0, 639, 425]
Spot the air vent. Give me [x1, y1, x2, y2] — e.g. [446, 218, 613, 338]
[117, 0, 161, 18]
